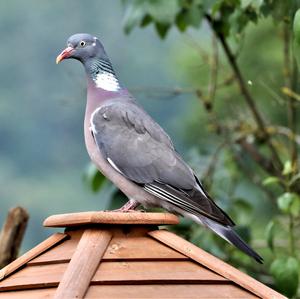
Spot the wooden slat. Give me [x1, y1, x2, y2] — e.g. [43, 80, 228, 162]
[0, 284, 258, 299]
[29, 235, 187, 265]
[85, 284, 258, 298]
[0, 264, 67, 291]
[0, 288, 56, 298]
[149, 230, 287, 299]
[53, 228, 112, 299]
[0, 260, 227, 290]
[0, 233, 68, 281]
[93, 260, 227, 283]
[104, 236, 188, 261]
[43, 211, 179, 227]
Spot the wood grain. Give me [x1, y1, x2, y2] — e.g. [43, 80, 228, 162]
[0, 263, 66, 291]
[0, 288, 56, 299]
[53, 228, 112, 299]
[0, 260, 227, 290]
[0, 233, 68, 281]
[93, 260, 227, 283]
[84, 284, 258, 298]
[29, 233, 187, 265]
[43, 211, 179, 227]
[0, 284, 258, 299]
[149, 229, 287, 299]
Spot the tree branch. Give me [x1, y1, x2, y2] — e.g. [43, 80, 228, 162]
[236, 137, 278, 175]
[205, 14, 283, 174]
[0, 207, 29, 268]
[207, 34, 219, 107]
[283, 21, 298, 167]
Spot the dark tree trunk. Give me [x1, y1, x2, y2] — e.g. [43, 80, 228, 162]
[0, 207, 29, 268]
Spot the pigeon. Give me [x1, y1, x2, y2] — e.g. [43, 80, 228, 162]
[56, 33, 263, 263]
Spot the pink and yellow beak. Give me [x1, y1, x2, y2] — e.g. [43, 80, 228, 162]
[56, 46, 74, 64]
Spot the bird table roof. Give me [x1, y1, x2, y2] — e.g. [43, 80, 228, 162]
[0, 211, 285, 299]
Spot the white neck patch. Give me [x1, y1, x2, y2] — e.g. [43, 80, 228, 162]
[94, 72, 120, 91]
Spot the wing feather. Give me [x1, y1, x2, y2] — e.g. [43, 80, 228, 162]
[91, 100, 234, 226]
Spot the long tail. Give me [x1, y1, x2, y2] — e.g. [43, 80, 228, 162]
[195, 216, 263, 264]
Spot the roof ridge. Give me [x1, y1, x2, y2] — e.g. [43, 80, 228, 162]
[148, 229, 287, 299]
[0, 233, 68, 281]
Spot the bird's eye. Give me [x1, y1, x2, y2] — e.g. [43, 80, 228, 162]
[79, 40, 86, 47]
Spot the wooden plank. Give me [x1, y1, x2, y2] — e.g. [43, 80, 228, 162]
[93, 260, 227, 283]
[0, 263, 67, 291]
[0, 233, 68, 281]
[0, 260, 227, 290]
[0, 288, 56, 299]
[104, 236, 188, 261]
[149, 230, 287, 299]
[53, 228, 112, 299]
[0, 285, 257, 299]
[43, 211, 179, 227]
[29, 235, 187, 265]
[85, 284, 258, 298]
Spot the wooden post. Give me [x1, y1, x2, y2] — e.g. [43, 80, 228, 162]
[0, 207, 29, 269]
[53, 228, 112, 299]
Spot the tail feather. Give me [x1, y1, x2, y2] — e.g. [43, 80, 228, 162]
[198, 216, 263, 264]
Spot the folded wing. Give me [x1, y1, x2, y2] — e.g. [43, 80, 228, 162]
[91, 100, 234, 226]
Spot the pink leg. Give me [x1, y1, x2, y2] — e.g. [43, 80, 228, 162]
[112, 199, 140, 212]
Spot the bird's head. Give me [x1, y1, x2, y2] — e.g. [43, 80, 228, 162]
[56, 33, 120, 91]
[56, 33, 104, 64]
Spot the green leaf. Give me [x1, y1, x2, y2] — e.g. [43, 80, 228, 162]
[83, 163, 106, 192]
[155, 22, 170, 39]
[262, 176, 280, 186]
[277, 192, 300, 214]
[122, 1, 146, 34]
[146, 0, 180, 24]
[107, 189, 128, 210]
[290, 194, 300, 217]
[122, 0, 179, 37]
[241, 0, 263, 11]
[282, 160, 293, 175]
[233, 198, 252, 214]
[293, 9, 300, 46]
[265, 220, 275, 252]
[270, 256, 299, 298]
[140, 14, 152, 27]
[175, 6, 203, 32]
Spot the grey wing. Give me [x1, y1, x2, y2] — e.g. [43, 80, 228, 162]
[91, 101, 234, 226]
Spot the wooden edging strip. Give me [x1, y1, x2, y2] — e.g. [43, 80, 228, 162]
[53, 228, 112, 299]
[43, 211, 179, 227]
[148, 230, 287, 299]
[0, 233, 68, 281]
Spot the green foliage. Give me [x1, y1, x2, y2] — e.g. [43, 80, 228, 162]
[277, 192, 300, 216]
[270, 256, 299, 297]
[83, 163, 107, 192]
[123, 0, 180, 37]
[265, 220, 275, 252]
[122, 0, 299, 40]
[262, 176, 280, 186]
[294, 9, 300, 47]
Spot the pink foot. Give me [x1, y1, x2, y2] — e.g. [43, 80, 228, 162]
[110, 199, 140, 213]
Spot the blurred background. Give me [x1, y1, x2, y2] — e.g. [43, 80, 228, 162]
[0, 1, 300, 297]
[0, 1, 190, 248]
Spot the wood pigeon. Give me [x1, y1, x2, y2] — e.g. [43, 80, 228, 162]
[56, 33, 263, 263]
